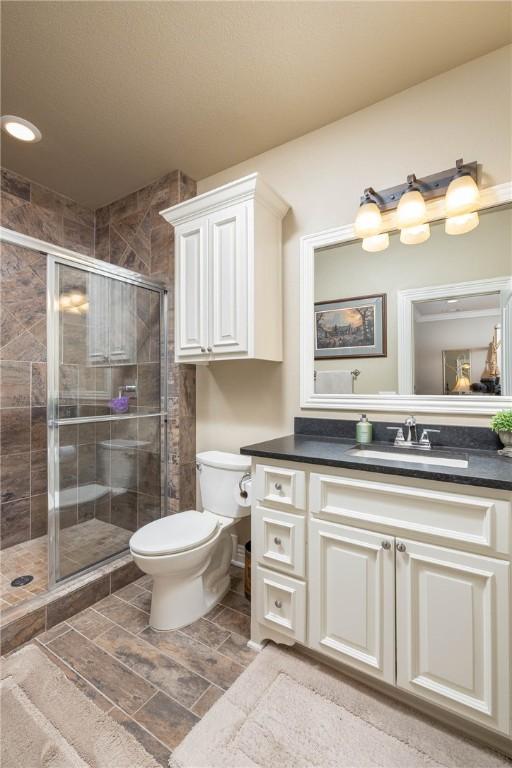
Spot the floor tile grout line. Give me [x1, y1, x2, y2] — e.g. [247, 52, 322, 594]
[51, 618, 213, 715]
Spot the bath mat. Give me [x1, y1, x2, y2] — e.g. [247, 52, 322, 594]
[1, 644, 161, 768]
[170, 643, 510, 768]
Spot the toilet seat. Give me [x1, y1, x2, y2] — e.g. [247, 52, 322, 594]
[130, 510, 219, 557]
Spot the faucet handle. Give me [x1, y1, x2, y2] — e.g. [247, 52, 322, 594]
[419, 428, 440, 447]
[387, 426, 405, 445]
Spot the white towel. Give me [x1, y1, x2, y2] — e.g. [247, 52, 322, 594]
[315, 370, 353, 394]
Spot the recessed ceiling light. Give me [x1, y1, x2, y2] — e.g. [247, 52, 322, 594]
[1, 115, 42, 143]
[447, 299, 458, 304]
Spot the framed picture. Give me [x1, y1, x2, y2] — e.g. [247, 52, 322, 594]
[314, 293, 387, 359]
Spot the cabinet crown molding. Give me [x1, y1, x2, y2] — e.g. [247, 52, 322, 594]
[160, 172, 290, 226]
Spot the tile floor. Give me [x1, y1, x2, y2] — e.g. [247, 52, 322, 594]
[1, 519, 131, 611]
[32, 564, 255, 766]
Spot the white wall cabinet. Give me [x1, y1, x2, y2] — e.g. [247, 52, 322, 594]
[251, 460, 512, 741]
[161, 173, 289, 363]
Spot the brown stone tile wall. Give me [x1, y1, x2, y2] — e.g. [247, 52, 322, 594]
[1, 167, 197, 554]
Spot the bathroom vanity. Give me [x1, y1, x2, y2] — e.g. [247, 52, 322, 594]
[242, 421, 512, 744]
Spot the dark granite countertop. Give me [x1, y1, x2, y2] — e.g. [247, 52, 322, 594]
[240, 433, 512, 491]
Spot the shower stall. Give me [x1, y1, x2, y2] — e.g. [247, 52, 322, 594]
[1, 231, 167, 605]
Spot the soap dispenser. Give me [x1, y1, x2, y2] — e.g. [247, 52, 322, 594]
[356, 414, 373, 444]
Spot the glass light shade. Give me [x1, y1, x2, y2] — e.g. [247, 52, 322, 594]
[445, 174, 480, 216]
[362, 233, 389, 253]
[354, 201, 382, 238]
[399, 223, 431, 245]
[445, 211, 479, 235]
[396, 189, 427, 228]
[70, 292, 84, 306]
[59, 295, 72, 308]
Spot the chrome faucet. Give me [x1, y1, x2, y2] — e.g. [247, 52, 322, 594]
[387, 416, 440, 450]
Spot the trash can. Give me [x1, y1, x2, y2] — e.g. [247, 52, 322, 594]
[244, 541, 251, 601]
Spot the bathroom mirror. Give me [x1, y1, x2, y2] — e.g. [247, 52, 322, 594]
[301, 191, 512, 414]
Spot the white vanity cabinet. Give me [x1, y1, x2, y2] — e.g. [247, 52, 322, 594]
[160, 173, 289, 363]
[251, 460, 512, 741]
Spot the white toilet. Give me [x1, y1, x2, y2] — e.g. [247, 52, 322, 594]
[129, 451, 251, 630]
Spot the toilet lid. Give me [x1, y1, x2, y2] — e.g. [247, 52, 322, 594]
[130, 510, 219, 556]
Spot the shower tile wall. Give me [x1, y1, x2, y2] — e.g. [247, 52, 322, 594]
[0, 167, 197, 557]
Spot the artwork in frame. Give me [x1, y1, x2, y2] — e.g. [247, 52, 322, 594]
[314, 293, 387, 359]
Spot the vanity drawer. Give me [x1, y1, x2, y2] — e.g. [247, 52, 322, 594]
[254, 505, 306, 577]
[310, 473, 511, 556]
[255, 565, 306, 642]
[255, 465, 305, 511]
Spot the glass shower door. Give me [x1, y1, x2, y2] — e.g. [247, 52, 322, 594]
[48, 257, 166, 585]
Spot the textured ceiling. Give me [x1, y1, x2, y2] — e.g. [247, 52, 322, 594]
[1, 1, 511, 209]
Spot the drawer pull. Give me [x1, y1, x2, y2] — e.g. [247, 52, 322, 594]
[274, 600, 282, 609]
[396, 541, 407, 553]
[274, 482, 282, 491]
[274, 537, 282, 546]
[381, 540, 391, 550]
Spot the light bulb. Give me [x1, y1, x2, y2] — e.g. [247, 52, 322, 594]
[445, 211, 479, 235]
[445, 174, 480, 216]
[362, 233, 389, 253]
[396, 189, 427, 228]
[59, 294, 72, 308]
[354, 201, 382, 238]
[1, 115, 42, 142]
[70, 292, 84, 306]
[400, 223, 430, 245]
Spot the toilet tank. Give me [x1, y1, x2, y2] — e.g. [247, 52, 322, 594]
[196, 451, 251, 519]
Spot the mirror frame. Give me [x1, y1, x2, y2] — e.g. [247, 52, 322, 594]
[300, 180, 512, 415]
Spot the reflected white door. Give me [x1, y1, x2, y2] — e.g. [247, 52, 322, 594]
[396, 538, 510, 734]
[309, 518, 395, 684]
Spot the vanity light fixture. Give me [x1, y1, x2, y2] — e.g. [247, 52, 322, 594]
[445, 158, 480, 235]
[396, 176, 427, 229]
[59, 291, 88, 314]
[362, 232, 389, 252]
[1, 115, 42, 143]
[353, 159, 479, 252]
[354, 189, 383, 238]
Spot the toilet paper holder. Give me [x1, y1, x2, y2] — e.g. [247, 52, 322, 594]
[239, 472, 251, 499]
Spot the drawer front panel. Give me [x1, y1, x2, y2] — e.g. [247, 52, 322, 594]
[310, 473, 510, 556]
[255, 565, 306, 642]
[254, 505, 305, 577]
[255, 465, 305, 510]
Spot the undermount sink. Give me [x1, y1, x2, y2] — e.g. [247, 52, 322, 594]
[347, 447, 469, 469]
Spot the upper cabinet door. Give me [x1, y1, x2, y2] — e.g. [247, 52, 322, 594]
[309, 518, 396, 684]
[208, 203, 248, 355]
[396, 539, 510, 735]
[176, 219, 208, 358]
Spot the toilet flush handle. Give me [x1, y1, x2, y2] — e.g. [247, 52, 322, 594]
[239, 472, 251, 499]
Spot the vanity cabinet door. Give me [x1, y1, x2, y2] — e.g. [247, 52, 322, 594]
[175, 218, 209, 359]
[396, 539, 510, 735]
[208, 203, 248, 356]
[308, 519, 395, 684]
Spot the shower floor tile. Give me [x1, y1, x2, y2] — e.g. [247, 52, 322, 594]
[35, 565, 255, 765]
[1, 519, 131, 611]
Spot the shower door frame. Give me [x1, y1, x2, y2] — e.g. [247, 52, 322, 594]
[0, 226, 168, 590]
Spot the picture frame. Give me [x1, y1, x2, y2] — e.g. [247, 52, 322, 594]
[314, 293, 387, 359]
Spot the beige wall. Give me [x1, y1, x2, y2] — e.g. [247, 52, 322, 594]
[196, 45, 512, 460]
[314, 207, 511, 394]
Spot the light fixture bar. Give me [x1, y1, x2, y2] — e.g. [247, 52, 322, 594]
[360, 160, 478, 212]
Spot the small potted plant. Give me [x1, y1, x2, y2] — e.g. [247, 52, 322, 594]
[490, 410, 512, 458]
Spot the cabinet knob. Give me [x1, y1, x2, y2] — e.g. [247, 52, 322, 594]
[207, 346, 212, 352]
[274, 482, 282, 492]
[274, 600, 282, 609]
[274, 537, 282, 546]
[200, 347, 206, 352]
[396, 541, 407, 553]
[381, 540, 391, 550]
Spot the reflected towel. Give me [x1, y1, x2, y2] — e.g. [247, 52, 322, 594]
[315, 370, 353, 394]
